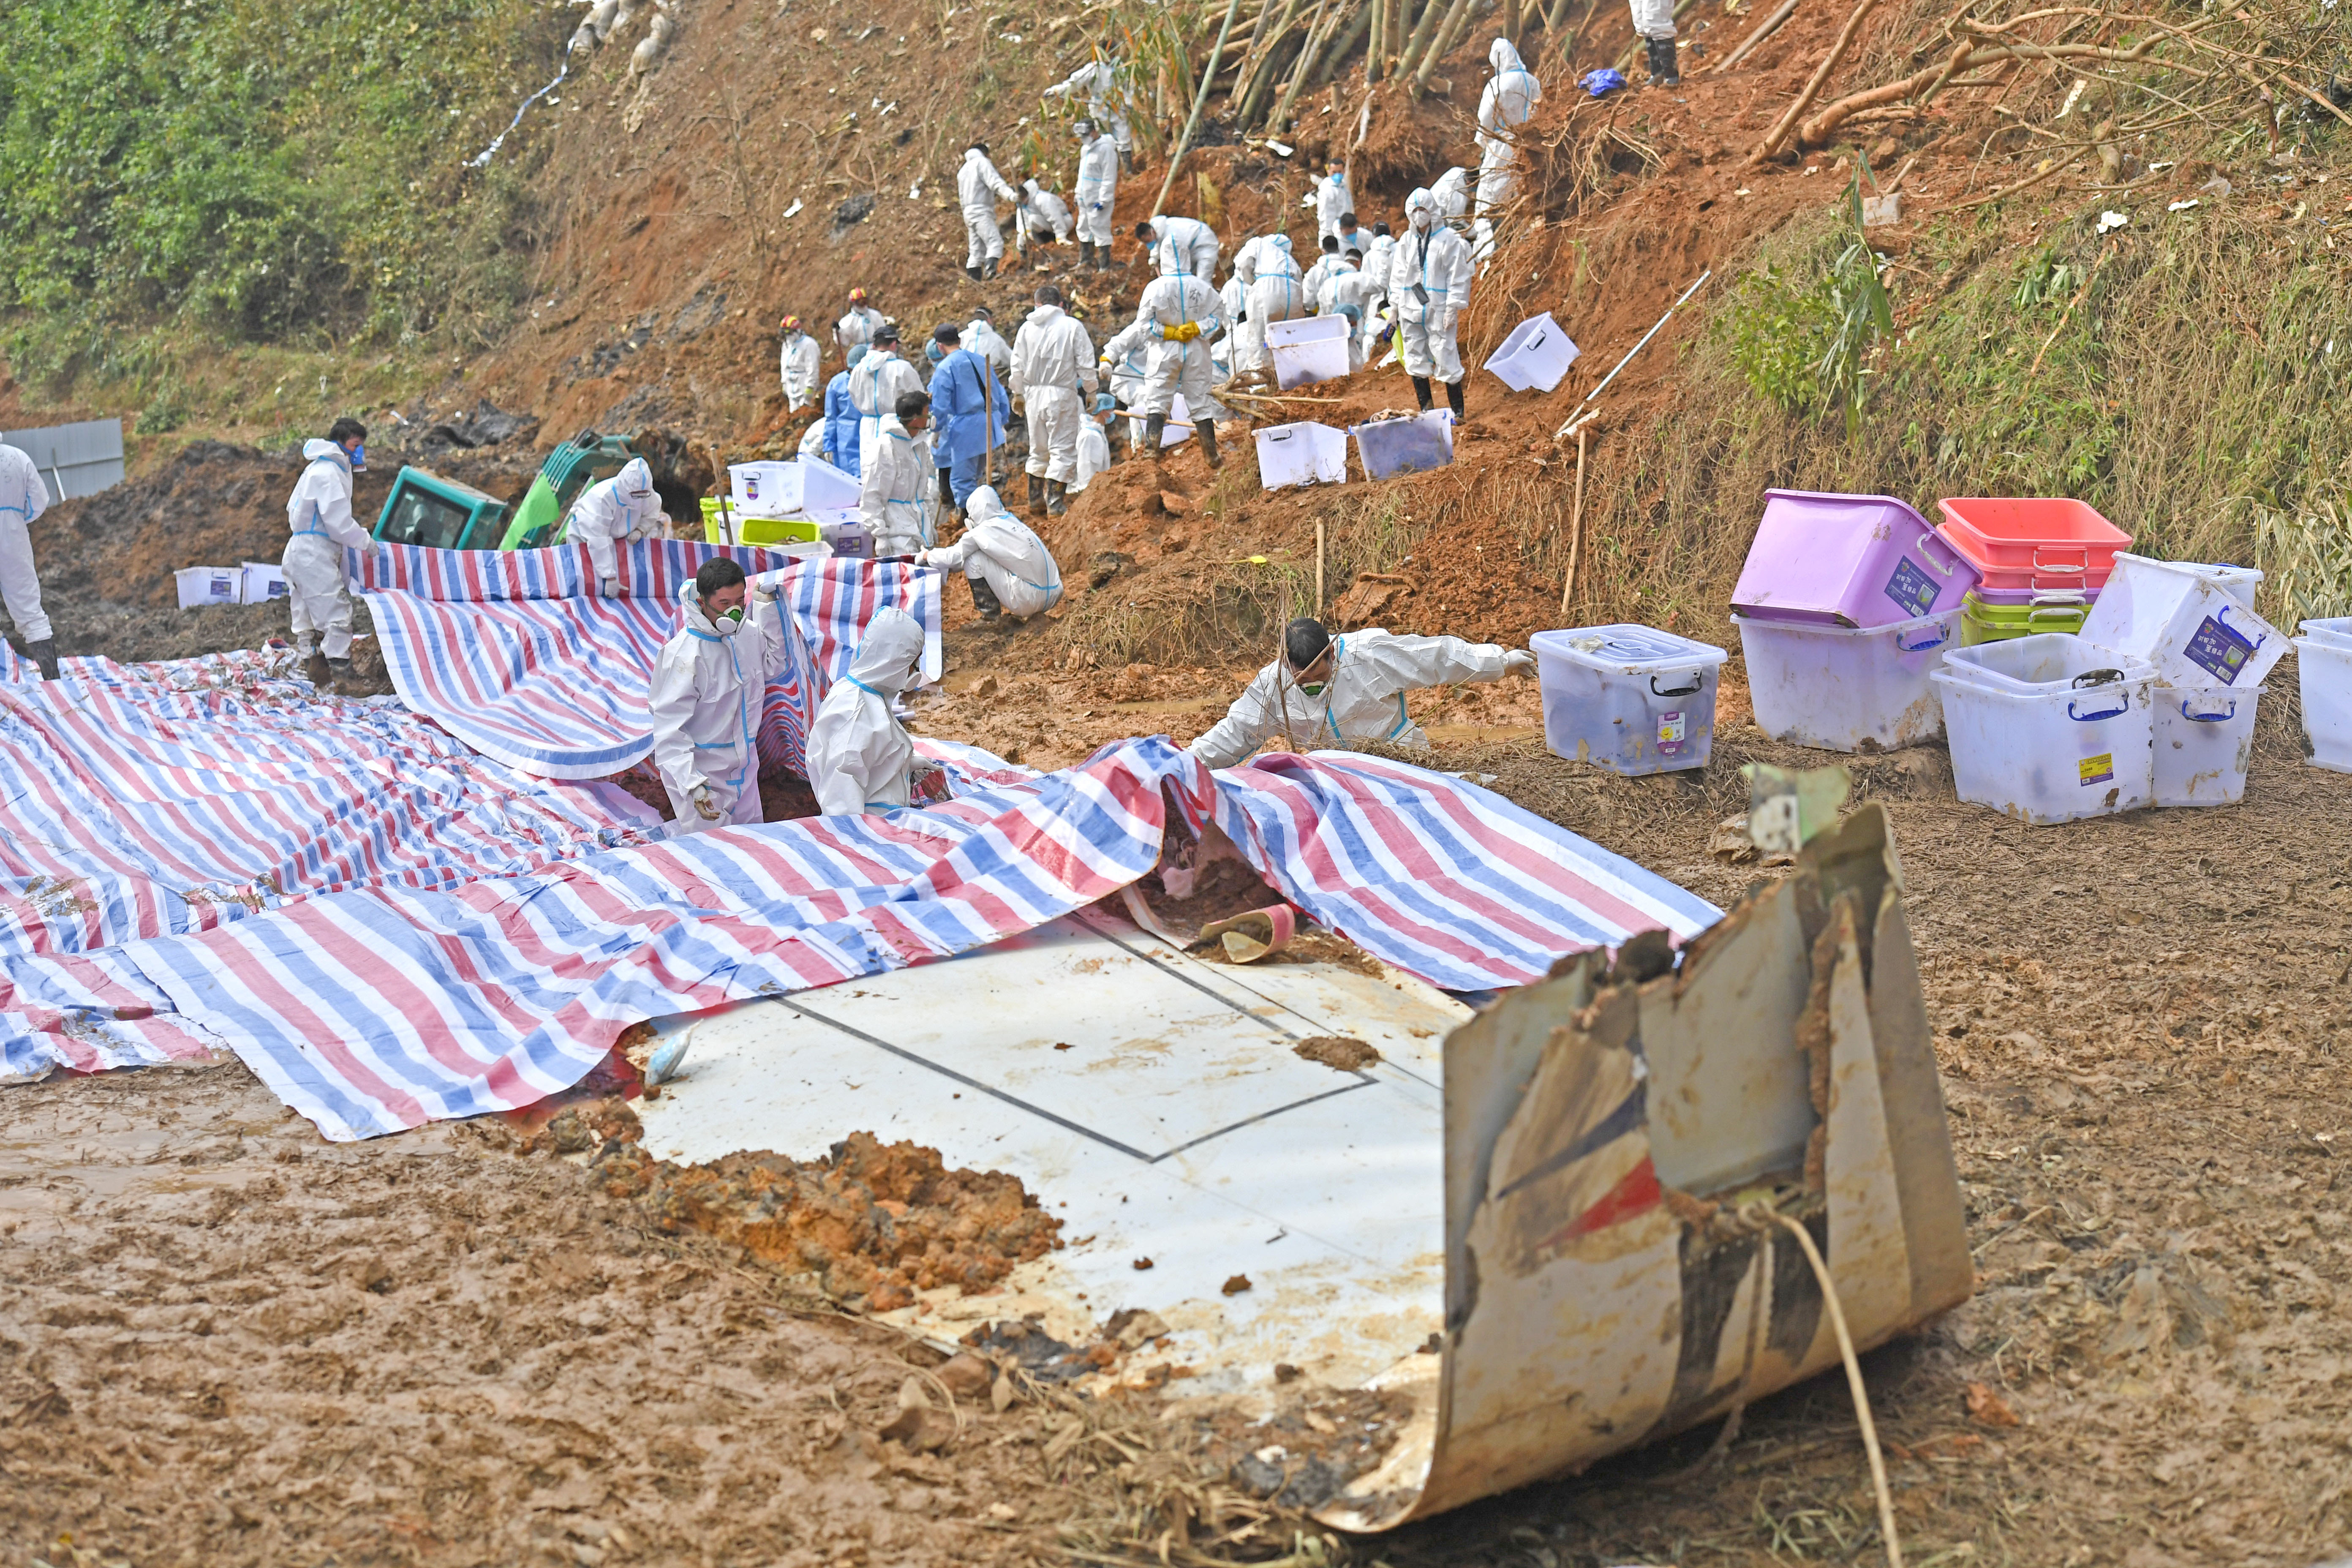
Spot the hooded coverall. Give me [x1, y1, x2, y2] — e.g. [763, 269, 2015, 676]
[849, 348, 925, 472]
[0, 442, 54, 650]
[1239, 235, 1305, 376]
[1188, 631, 1531, 768]
[822, 356, 863, 476]
[916, 487, 1064, 620]
[283, 440, 370, 660]
[958, 147, 1020, 270]
[1045, 60, 1135, 153]
[1146, 215, 1220, 283]
[1017, 181, 1075, 247]
[780, 329, 822, 411]
[1073, 133, 1120, 247]
[804, 607, 933, 815]
[1010, 303, 1100, 486]
[1476, 39, 1544, 216]
[1315, 170, 1350, 241]
[564, 456, 667, 596]
[1135, 275, 1227, 424]
[858, 413, 934, 556]
[1384, 190, 1475, 385]
[646, 574, 794, 833]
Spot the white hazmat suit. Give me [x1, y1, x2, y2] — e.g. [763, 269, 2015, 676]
[1073, 132, 1120, 247]
[1189, 631, 1532, 768]
[1009, 302, 1100, 486]
[916, 487, 1063, 620]
[1321, 258, 1382, 368]
[804, 607, 934, 815]
[0, 442, 54, 650]
[780, 328, 821, 411]
[1017, 180, 1074, 247]
[283, 439, 370, 660]
[1239, 234, 1305, 376]
[858, 412, 935, 556]
[1315, 170, 1351, 241]
[1045, 59, 1135, 153]
[958, 147, 1020, 272]
[564, 456, 667, 596]
[1476, 39, 1543, 216]
[836, 303, 885, 353]
[1145, 215, 1220, 283]
[849, 347, 925, 470]
[1385, 190, 1475, 385]
[1135, 274, 1227, 424]
[645, 574, 793, 833]
[1073, 416, 1111, 491]
[1432, 167, 1473, 220]
[965, 315, 1014, 381]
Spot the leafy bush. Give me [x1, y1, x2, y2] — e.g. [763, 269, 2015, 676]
[1718, 179, 1893, 438]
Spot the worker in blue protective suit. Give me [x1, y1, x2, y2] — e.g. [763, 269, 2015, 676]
[923, 322, 1009, 514]
[822, 343, 868, 475]
[645, 557, 794, 834]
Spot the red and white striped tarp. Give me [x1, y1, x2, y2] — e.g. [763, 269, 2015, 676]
[355, 541, 940, 779]
[3, 732, 1719, 1134]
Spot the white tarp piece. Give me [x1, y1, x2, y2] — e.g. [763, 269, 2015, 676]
[4, 418, 125, 502]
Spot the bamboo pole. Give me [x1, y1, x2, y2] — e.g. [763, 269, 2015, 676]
[1367, 0, 1386, 82]
[1750, 0, 1880, 163]
[1312, 0, 1375, 87]
[1711, 0, 1797, 72]
[1560, 427, 1586, 613]
[1152, 0, 1250, 217]
[1503, 0, 1521, 54]
[1394, 0, 1447, 83]
[1236, 0, 1308, 126]
[1316, 516, 1327, 610]
[1270, 0, 1355, 130]
[1412, 0, 1477, 95]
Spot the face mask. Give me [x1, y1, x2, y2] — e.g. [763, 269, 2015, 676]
[1298, 682, 1326, 697]
[348, 443, 367, 471]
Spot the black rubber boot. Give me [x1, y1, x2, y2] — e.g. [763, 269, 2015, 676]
[327, 657, 354, 690]
[1411, 375, 1434, 411]
[1120, 148, 1136, 176]
[1081, 241, 1097, 269]
[982, 256, 1000, 281]
[21, 638, 59, 681]
[1024, 473, 1043, 514]
[937, 467, 956, 506]
[1446, 379, 1465, 419]
[1658, 37, 1681, 87]
[305, 651, 333, 688]
[1045, 479, 1068, 516]
[1195, 421, 1222, 470]
[1145, 413, 1168, 459]
[965, 264, 983, 282]
[969, 574, 1004, 621]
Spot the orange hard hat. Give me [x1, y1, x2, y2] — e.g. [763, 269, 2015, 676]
[781, 313, 803, 330]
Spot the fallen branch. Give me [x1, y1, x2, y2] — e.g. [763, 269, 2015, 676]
[1710, 0, 1798, 74]
[1799, 31, 2172, 148]
[1750, 0, 1881, 164]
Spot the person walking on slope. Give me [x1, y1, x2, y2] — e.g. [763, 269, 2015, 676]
[804, 606, 941, 816]
[848, 324, 925, 472]
[1135, 265, 1227, 468]
[1008, 285, 1099, 517]
[836, 288, 885, 354]
[1188, 617, 1534, 768]
[1015, 178, 1074, 253]
[645, 557, 794, 833]
[779, 315, 821, 412]
[1073, 121, 1120, 271]
[0, 440, 60, 680]
[1475, 38, 1543, 216]
[1315, 162, 1350, 242]
[1134, 215, 1218, 284]
[926, 324, 1009, 514]
[859, 390, 937, 556]
[1384, 188, 1475, 419]
[282, 419, 373, 686]
[1044, 55, 1137, 168]
[822, 343, 868, 475]
[565, 455, 670, 600]
[916, 485, 1063, 623]
[958, 143, 1020, 281]
[1631, 0, 1680, 85]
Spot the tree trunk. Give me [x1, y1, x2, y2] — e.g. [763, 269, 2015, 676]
[1411, 0, 1476, 97]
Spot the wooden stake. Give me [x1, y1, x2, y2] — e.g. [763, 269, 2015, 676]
[1560, 427, 1587, 615]
[1316, 516, 1327, 611]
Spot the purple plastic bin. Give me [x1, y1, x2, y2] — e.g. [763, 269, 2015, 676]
[1731, 489, 1981, 628]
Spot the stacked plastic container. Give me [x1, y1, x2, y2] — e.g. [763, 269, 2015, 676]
[1532, 625, 1729, 775]
[2299, 616, 2352, 772]
[1935, 498, 2132, 646]
[1729, 490, 1977, 752]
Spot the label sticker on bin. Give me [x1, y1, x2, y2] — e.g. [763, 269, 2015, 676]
[1658, 710, 1687, 757]
[1883, 556, 1939, 618]
[2182, 614, 2256, 683]
[2078, 752, 2115, 787]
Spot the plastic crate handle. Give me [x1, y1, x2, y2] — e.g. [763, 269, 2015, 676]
[1893, 625, 1949, 653]
[1650, 673, 1704, 697]
[2031, 545, 2091, 572]
[1524, 331, 1547, 351]
[2180, 698, 2237, 723]
[2067, 696, 2129, 723]
[1915, 531, 1964, 576]
[2216, 602, 2268, 653]
[1266, 430, 1294, 443]
[2026, 606, 2081, 626]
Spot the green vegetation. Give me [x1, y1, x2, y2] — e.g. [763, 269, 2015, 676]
[1718, 175, 1894, 439]
[0, 0, 564, 397]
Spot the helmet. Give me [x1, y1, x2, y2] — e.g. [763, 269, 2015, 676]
[781, 313, 802, 331]
[849, 286, 869, 303]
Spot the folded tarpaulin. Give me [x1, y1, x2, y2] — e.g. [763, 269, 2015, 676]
[1, 740, 1718, 1136]
[354, 539, 942, 779]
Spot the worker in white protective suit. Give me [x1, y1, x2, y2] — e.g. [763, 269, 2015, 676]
[1323, 249, 1383, 370]
[0, 441, 58, 680]
[1134, 270, 1227, 467]
[565, 455, 671, 599]
[282, 419, 373, 684]
[1008, 284, 1100, 517]
[1432, 166, 1473, 221]
[1239, 233, 1305, 379]
[1073, 121, 1120, 270]
[1631, 0, 1680, 84]
[1015, 179, 1074, 253]
[1134, 215, 1219, 283]
[964, 306, 1013, 382]
[804, 607, 940, 816]
[1299, 234, 1342, 317]
[848, 324, 926, 471]
[645, 557, 794, 833]
[858, 390, 936, 556]
[836, 288, 885, 354]
[1189, 617, 1534, 768]
[1383, 188, 1475, 419]
[958, 143, 1020, 282]
[779, 314, 822, 411]
[1073, 395, 1114, 491]
[1314, 163, 1350, 242]
[1475, 38, 1543, 217]
[1044, 56, 1135, 165]
[1098, 316, 1154, 449]
[916, 485, 1063, 622]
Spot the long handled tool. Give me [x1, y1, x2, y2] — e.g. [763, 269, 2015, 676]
[1561, 270, 1712, 434]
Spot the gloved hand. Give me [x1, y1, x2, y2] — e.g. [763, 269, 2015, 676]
[689, 784, 722, 821]
[599, 576, 621, 599]
[1170, 321, 1201, 343]
[1429, 307, 1456, 337]
[1504, 649, 1537, 677]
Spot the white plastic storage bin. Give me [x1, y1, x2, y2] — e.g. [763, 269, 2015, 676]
[730, 458, 860, 519]
[1484, 312, 1581, 392]
[1932, 634, 2157, 823]
[1352, 410, 1454, 480]
[1532, 625, 1729, 775]
[2153, 682, 2262, 806]
[1253, 421, 1348, 489]
[2299, 624, 2352, 773]
[1266, 315, 1352, 390]
[176, 566, 242, 608]
[1733, 608, 1960, 753]
[241, 560, 289, 603]
[2079, 552, 2287, 689]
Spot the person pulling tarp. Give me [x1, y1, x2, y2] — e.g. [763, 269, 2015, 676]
[283, 418, 373, 686]
[645, 558, 794, 833]
[804, 605, 942, 814]
[915, 485, 1062, 622]
[565, 455, 670, 599]
[0, 439, 59, 680]
[1187, 616, 1532, 768]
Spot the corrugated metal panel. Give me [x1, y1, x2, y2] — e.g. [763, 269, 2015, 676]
[3, 418, 125, 501]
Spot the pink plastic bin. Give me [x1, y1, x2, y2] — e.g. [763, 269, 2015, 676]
[1936, 498, 2133, 593]
[1731, 490, 1979, 628]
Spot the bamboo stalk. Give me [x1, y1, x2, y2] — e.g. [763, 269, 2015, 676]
[1236, 0, 1309, 126]
[1411, 0, 1477, 95]
[1710, 0, 1797, 73]
[1560, 427, 1586, 613]
[1750, 0, 1880, 163]
[1313, 0, 1375, 86]
[1153, 0, 1250, 216]
[1266, 0, 1340, 131]
[1367, 0, 1386, 82]
[1394, 0, 1448, 83]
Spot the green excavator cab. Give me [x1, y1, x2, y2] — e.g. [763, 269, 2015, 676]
[372, 467, 512, 551]
[495, 430, 641, 550]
